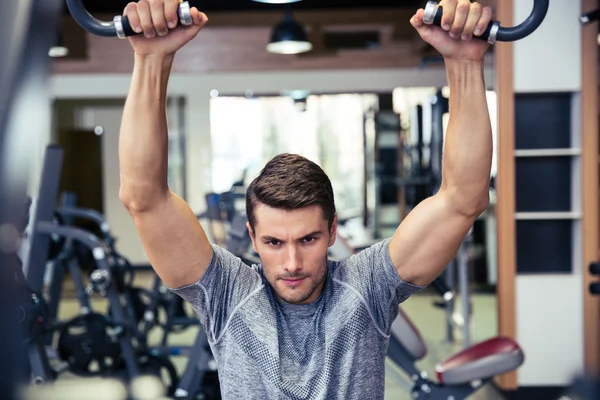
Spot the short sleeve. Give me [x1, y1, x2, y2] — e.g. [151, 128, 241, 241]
[167, 244, 264, 342]
[335, 238, 426, 334]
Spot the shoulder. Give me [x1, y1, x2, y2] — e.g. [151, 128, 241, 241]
[345, 238, 394, 266]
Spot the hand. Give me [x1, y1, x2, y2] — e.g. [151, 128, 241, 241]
[123, 0, 208, 58]
[410, 0, 493, 62]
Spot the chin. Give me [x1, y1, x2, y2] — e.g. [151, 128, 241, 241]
[282, 293, 311, 304]
[276, 286, 313, 304]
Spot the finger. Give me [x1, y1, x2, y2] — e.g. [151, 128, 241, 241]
[148, 0, 168, 36]
[410, 8, 425, 28]
[136, 0, 155, 38]
[440, 0, 457, 31]
[450, 0, 470, 39]
[164, 0, 179, 30]
[462, 2, 483, 40]
[190, 8, 208, 27]
[475, 6, 494, 36]
[123, 2, 142, 34]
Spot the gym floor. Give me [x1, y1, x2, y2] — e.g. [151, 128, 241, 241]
[55, 271, 504, 400]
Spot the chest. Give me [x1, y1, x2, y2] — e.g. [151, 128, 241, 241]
[227, 287, 373, 359]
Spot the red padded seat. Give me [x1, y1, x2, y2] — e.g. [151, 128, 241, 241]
[435, 336, 524, 385]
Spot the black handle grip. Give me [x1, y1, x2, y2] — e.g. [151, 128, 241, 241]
[423, 0, 550, 45]
[590, 282, 600, 295]
[65, 0, 192, 38]
[121, 16, 138, 37]
[589, 262, 600, 275]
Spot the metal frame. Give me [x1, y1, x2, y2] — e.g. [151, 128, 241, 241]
[57, 193, 218, 397]
[386, 334, 488, 400]
[35, 221, 140, 379]
[23, 146, 65, 384]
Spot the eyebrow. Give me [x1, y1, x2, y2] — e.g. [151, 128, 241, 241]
[261, 231, 324, 242]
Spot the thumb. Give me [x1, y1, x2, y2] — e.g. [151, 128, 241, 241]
[410, 9, 433, 38]
[190, 8, 208, 29]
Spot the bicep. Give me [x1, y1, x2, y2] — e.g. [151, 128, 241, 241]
[389, 193, 474, 287]
[129, 192, 212, 289]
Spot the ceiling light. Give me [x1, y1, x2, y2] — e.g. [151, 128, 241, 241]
[267, 14, 312, 55]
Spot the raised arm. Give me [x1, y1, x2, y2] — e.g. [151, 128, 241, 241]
[118, 0, 210, 288]
[389, 1, 493, 286]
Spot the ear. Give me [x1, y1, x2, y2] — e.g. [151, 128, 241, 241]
[246, 221, 259, 253]
[328, 215, 338, 247]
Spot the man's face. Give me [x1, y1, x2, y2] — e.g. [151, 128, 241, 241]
[247, 204, 337, 305]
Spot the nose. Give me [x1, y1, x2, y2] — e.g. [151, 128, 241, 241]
[284, 244, 302, 274]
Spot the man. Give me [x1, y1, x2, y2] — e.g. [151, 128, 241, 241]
[119, 0, 493, 398]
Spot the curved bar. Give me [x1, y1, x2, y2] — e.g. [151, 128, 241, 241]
[497, 0, 549, 42]
[423, 0, 549, 44]
[37, 221, 105, 251]
[65, 0, 116, 37]
[58, 206, 111, 235]
[65, 0, 192, 38]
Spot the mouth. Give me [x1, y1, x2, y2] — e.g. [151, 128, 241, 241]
[281, 277, 307, 287]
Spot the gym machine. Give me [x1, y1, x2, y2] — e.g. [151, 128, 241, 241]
[24, 144, 221, 398]
[56, 195, 222, 400]
[0, 0, 63, 399]
[386, 307, 525, 400]
[25, 145, 141, 384]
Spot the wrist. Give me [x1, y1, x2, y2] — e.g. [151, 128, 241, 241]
[134, 53, 175, 71]
[131, 54, 174, 100]
[444, 57, 485, 70]
[445, 58, 485, 83]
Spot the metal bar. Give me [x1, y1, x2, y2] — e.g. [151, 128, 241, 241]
[444, 259, 455, 344]
[175, 327, 212, 399]
[67, 255, 93, 312]
[26, 146, 64, 293]
[458, 229, 473, 348]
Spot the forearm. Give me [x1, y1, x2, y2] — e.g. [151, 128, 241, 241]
[440, 59, 492, 213]
[119, 54, 174, 210]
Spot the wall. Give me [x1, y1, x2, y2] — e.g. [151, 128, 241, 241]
[47, 67, 452, 263]
[53, 9, 431, 75]
[495, 0, 596, 390]
[513, 0, 584, 386]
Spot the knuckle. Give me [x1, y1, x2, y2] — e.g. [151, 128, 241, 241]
[148, 0, 162, 8]
[457, 2, 470, 11]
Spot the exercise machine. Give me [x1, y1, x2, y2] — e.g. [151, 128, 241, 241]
[25, 145, 142, 384]
[0, 0, 64, 399]
[29, 145, 221, 399]
[386, 306, 524, 399]
[57, 197, 222, 400]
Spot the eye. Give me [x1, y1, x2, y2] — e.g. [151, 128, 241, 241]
[267, 239, 282, 246]
[302, 236, 316, 244]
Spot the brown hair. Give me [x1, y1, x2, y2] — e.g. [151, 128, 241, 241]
[246, 153, 336, 231]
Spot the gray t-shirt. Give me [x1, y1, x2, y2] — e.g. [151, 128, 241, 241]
[171, 238, 424, 400]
